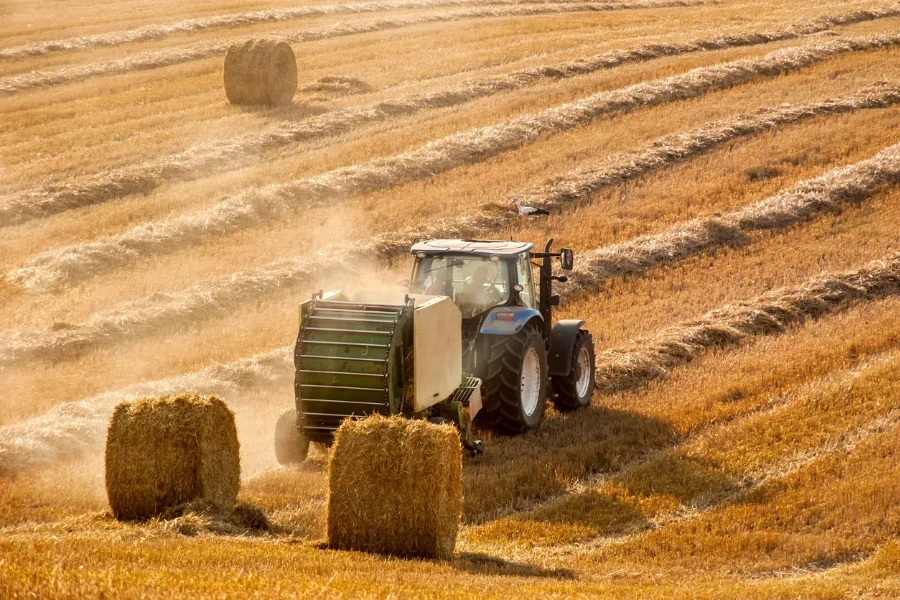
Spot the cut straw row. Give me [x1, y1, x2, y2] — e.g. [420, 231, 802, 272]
[2, 6, 894, 226]
[567, 137, 900, 290]
[3, 84, 899, 365]
[0, 1, 699, 96]
[594, 253, 900, 393]
[5, 253, 900, 473]
[0, 0, 664, 62]
[12, 34, 900, 292]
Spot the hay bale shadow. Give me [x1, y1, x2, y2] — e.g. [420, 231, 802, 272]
[452, 552, 576, 579]
[299, 76, 374, 97]
[232, 103, 329, 120]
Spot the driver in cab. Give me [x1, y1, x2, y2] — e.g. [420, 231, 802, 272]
[457, 264, 501, 309]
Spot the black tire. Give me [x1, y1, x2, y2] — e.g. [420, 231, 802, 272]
[479, 324, 549, 434]
[551, 330, 596, 411]
[274, 407, 309, 465]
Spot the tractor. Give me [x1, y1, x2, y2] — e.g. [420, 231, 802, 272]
[274, 238, 596, 463]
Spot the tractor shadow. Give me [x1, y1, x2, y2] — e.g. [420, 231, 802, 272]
[517, 454, 741, 538]
[452, 552, 576, 579]
[464, 406, 680, 521]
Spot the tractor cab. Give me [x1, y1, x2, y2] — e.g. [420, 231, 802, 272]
[408, 240, 535, 319]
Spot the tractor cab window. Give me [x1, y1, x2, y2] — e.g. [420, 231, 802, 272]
[411, 255, 510, 318]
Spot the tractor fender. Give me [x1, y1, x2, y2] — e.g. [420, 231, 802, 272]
[479, 307, 543, 336]
[548, 319, 586, 376]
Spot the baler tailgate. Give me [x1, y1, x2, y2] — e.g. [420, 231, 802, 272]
[295, 297, 409, 442]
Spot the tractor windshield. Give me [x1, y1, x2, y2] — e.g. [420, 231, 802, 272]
[411, 255, 510, 318]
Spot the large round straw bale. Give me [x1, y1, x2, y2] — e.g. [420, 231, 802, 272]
[326, 415, 462, 559]
[105, 394, 240, 521]
[223, 39, 297, 106]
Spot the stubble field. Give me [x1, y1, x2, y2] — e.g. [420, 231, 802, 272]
[2, 0, 900, 597]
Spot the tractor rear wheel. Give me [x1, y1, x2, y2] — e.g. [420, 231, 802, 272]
[275, 407, 310, 465]
[480, 324, 548, 434]
[551, 330, 596, 411]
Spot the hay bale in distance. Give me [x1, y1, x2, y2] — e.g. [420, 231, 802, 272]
[327, 415, 462, 559]
[105, 394, 240, 520]
[223, 39, 297, 106]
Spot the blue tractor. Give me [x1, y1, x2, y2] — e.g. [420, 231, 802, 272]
[275, 238, 596, 463]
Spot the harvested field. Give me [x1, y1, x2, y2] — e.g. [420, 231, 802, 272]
[2, 6, 894, 226]
[2, 0, 900, 597]
[0, 0, 670, 62]
[12, 33, 900, 291]
[0, 0, 701, 96]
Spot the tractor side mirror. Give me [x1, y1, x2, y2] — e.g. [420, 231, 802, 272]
[560, 248, 574, 271]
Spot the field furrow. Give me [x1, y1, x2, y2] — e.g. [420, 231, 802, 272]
[569, 137, 900, 289]
[4, 113, 900, 366]
[594, 253, 900, 393]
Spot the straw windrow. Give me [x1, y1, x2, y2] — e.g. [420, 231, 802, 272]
[0, 348, 291, 474]
[3, 85, 900, 366]
[12, 34, 900, 292]
[567, 139, 900, 290]
[6, 253, 900, 473]
[0, 0, 674, 62]
[594, 253, 900, 393]
[2, 7, 895, 226]
[0, 1, 700, 96]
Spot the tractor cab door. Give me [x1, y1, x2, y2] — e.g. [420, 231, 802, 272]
[515, 252, 537, 309]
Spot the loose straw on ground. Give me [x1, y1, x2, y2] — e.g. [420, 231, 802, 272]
[0, 348, 291, 474]
[567, 138, 900, 290]
[4, 85, 900, 365]
[0, 1, 699, 96]
[12, 34, 900, 291]
[2, 6, 892, 226]
[0, 0, 660, 62]
[6, 254, 900, 472]
[594, 253, 900, 393]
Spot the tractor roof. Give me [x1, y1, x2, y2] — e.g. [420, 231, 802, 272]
[410, 239, 534, 258]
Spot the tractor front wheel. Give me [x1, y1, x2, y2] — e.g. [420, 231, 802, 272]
[480, 324, 548, 434]
[275, 407, 310, 465]
[551, 330, 596, 411]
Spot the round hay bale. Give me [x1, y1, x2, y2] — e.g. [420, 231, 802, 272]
[223, 39, 297, 106]
[326, 415, 462, 560]
[104, 394, 240, 521]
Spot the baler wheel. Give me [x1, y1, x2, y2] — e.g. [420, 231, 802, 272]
[275, 407, 310, 465]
